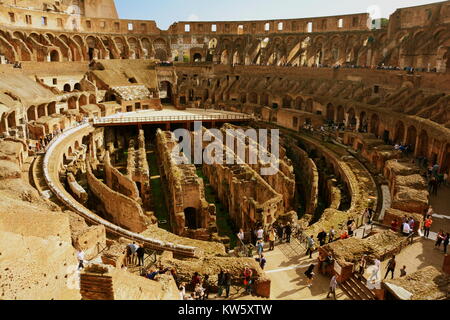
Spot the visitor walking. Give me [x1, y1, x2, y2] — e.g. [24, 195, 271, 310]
[304, 264, 315, 288]
[327, 275, 338, 300]
[306, 235, 315, 259]
[217, 270, 225, 298]
[243, 267, 253, 294]
[77, 250, 85, 271]
[329, 227, 336, 243]
[136, 243, 145, 267]
[435, 231, 446, 249]
[268, 228, 276, 251]
[256, 240, 264, 258]
[259, 254, 267, 270]
[277, 224, 284, 244]
[424, 216, 433, 238]
[285, 223, 292, 243]
[256, 226, 264, 242]
[317, 229, 327, 246]
[224, 272, 232, 298]
[384, 256, 397, 280]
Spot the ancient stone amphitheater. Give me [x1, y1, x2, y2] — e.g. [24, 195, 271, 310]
[0, 0, 449, 301]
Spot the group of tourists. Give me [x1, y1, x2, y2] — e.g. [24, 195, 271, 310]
[125, 241, 145, 267]
[426, 163, 448, 196]
[390, 215, 417, 236]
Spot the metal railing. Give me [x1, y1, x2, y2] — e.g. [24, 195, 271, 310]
[93, 114, 254, 125]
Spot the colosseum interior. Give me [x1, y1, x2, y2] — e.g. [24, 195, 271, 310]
[0, 0, 449, 301]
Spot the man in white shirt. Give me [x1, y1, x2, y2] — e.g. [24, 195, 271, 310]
[402, 222, 411, 236]
[77, 250, 85, 271]
[256, 228, 264, 242]
[327, 275, 338, 300]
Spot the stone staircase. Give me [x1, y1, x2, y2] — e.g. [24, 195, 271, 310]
[31, 155, 61, 204]
[340, 275, 377, 300]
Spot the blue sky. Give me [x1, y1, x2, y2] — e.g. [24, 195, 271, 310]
[114, 0, 438, 30]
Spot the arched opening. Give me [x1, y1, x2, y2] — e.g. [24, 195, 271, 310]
[74, 83, 81, 91]
[347, 108, 356, 128]
[394, 121, 405, 144]
[184, 207, 198, 230]
[359, 111, 367, 132]
[406, 126, 417, 150]
[37, 104, 46, 118]
[63, 84, 71, 92]
[193, 53, 202, 62]
[7, 112, 16, 128]
[326, 103, 335, 121]
[89, 94, 96, 104]
[68, 146, 73, 157]
[68, 96, 77, 110]
[337, 105, 345, 123]
[221, 50, 229, 65]
[305, 99, 313, 113]
[282, 95, 292, 108]
[260, 93, 269, 106]
[79, 95, 87, 107]
[249, 92, 258, 104]
[370, 114, 380, 136]
[27, 106, 37, 121]
[295, 97, 303, 110]
[49, 50, 60, 62]
[160, 81, 173, 104]
[417, 130, 429, 157]
[47, 102, 57, 115]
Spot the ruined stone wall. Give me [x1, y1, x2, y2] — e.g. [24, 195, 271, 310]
[104, 151, 140, 201]
[199, 127, 284, 231]
[156, 129, 216, 237]
[86, 160, 147, 233]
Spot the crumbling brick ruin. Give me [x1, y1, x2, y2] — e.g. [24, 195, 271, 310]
[0, 0, 449, 301]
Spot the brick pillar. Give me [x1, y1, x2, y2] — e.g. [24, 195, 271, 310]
[443, 255, 450, 275]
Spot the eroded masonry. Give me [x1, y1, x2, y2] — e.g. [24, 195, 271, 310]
[0, 0, 449, 301]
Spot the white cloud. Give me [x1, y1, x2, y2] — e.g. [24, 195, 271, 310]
[187, 13, 200, 21]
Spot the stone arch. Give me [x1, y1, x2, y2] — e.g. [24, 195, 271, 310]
[7, 111, 16, 128]
[63, 83, 71, 92]
[79, 95, 87, 107]
[89, 94, 96, 104]
[249, 92, 258, 104]
[394, 121, 405, 144]
[305, 99, 313, 113]
[347, 108, 356, 127]
[370, 113, 380, 136]
[74, 83, 81, 91]
[27, 106, 37, 121]
[193, 53, 202, 62]
[282, 95, 292, 108]
[337, 105, 345, 123]
[417, 130, 429, 157]
[47, 102, 57, 115]
[295, 96, 304, 110]
[406, 125, 417, 149]
[184, 207, 198, 229]
[221, 50, 229, 65]
[326, 103, 335, 121]
[37, 104, 46, 118]
[68, 96, 77, 110]
[49, 50, 60, 62]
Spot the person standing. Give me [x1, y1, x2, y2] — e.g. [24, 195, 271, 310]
[443, 233, 449, 254]
[304, 264, 315, 288]
[329, 227, 336, 243]
[277, 224, 284, 244]
[203, 275, 211, 300]
[400, 266, 407, 277]
[327, 275, 338, 300]
[259, 254, 267, 270]
[256, 226, 264, 242]
[435, 231, 446, 249]
[384, 256, 397, 280]
[256, 240, 264, 258]
[237, 229, 245, 246]
[217, 270, 225, 298]
[243, 268, 253, 294]
[424, 216, 433, 238]
[77, 250, 85, 271]
[317, 230, 327, 246]
[268, 228, 276, 251]
[285, 223, 292, 243]
[136, 244, 145, 267]
[224, 272, 232, 298]
[306, 235, 315, 259]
